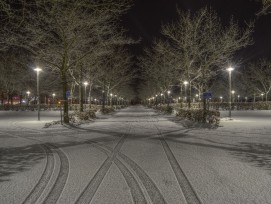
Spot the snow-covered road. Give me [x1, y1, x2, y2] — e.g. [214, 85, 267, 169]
[1, 106, 271, 204]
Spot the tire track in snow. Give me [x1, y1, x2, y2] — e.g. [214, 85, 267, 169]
[5, 122, 70, 204]
[153, 122, 202, 204]
[89, 142, 147, 204]
[22, 144, 54, 204]
[75, 124, 143, 204]
[42, 143, 70, 204]
[90, 141, 167, 204]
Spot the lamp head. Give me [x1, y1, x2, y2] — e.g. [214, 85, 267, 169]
[227, 67, 234, 72]
[34, 67, 42, 72]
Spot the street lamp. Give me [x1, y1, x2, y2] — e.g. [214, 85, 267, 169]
[161, 93, 163, 104]
[83, 82, 88, 106]
[26, 91, 30, 105]
[227, 67, 234, 119]
[261, 93, 264, 101]
[231, 90, 235, 103]
[183, 81, 188, 102]
[110, 93, 113, 106]
[167, 91, 171, 105]
[220, 96, 223, 102]
[34, 67, 42, 121]
[237, 95, 240, 102]
[52, 93, 56, 104]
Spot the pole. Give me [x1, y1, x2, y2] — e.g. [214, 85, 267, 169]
[85, 85, 87, 110]
[229, 71, 232, 119]
[37, 71, 40, 121]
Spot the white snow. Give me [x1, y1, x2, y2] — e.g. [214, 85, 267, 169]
[0, 107, 271, 204]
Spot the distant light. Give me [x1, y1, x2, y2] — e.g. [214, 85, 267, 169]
[183, 81, 188, 85]
[227, 67, 234, 72]
[84, 82, 88, 86]
[167, 91, 171, 94]
[34, 67, 42, 72]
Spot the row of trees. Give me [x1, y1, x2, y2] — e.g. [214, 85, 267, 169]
[0, 0, 136, 123]
[137, 6, 271, 121]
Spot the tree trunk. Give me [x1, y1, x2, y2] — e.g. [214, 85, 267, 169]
[88, 82, 93, 108]
[61, 70, 69, 123]
[79, 67, 83, 112]
[102, 80, 106, 110]
[188, 82, 191, 109]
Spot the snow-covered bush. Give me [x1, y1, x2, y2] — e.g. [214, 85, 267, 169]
[153, 105, 174, 114]
[44, 120, 62, 128]
[176, 109, 220, 125]
[69, 110, 96, 123]
[101, 106, 115, 114]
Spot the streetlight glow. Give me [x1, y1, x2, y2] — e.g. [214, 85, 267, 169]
[227, 67, 234, 72]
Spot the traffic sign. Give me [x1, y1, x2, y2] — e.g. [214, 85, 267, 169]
[203, 92, 212, 99]
[66, 91, 71, 98]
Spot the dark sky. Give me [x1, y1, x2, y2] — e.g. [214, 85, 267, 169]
[122, 0, 271, 61]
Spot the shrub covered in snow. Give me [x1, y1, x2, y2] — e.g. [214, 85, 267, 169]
[176, 109, 220, 125]
[101, 106, 115, 114]
[152, 105, 174, 114]
[69, 110, 96, 123]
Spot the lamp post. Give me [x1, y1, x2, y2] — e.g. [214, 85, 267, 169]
[34, 67, 42, 121]
[195, 94, 199, 102]
[83, 82, 88, 106]
[160, 93, 163, 104]
[231, 90, 235, 102]
[167, 90, 170, 106]
[227, 67, 234, 119]
[110, 93, 113, 106]
[52, 93, 56, 106]
[220, 96, 223, 103]
[183, 81, 188, 102]
[26, 91, 30, 105]
[261, 93, 264, 101]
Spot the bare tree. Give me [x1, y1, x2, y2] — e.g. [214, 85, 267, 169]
[258, 0, 271, 15]
[6, 0, 133, 123]
[245, 59, 271, 101]
[99, 48, 135, 107]
[138, 39, 179, 99]
[161, 7, 253, 121]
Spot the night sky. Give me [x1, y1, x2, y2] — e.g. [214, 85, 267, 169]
[122, 0, 271, 61]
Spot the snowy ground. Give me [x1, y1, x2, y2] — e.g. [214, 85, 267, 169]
[0, 106, 271, 204]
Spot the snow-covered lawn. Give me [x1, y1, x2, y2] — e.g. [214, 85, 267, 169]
[0, 107, 271, 204]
